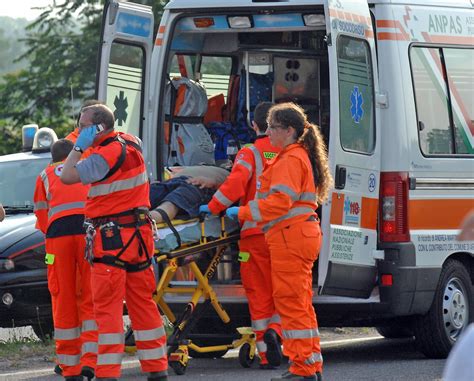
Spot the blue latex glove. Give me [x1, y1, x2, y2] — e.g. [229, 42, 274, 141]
[75, 125, 98, 151]
[199, 205, 211, 215]
[226, 206, 240, 219]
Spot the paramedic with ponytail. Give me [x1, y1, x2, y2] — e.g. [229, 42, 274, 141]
[61, 104, 168, 381]
[199, 101, 283, 369]
[227, 102, 333, 381]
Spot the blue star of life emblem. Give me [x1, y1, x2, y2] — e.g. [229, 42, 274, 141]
[350, 86, 364, 124]
[343, 198, 351, 214]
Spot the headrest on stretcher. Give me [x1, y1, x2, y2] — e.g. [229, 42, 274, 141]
[154, 215, 239, 253]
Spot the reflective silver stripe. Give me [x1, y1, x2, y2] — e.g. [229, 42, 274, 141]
[137, 345, 167, 361]
[305, 352, 323, 364]
[57, 353, 81, 366]
[270, 184, 299, 201]
[55, 327, 81, 340]
[89, 171, 148, 197]
[40, 169, 51, 200]
[235, 159, 253, 174]
[257, 191, 269, 200]
[262, 207, 315, 233]
[252, 317, 270, 331]
[82, 319, 98, 332]
[82, 341, 98, 354]
[248, 145, 263, 178]
[98, 333, 124, 345]
[299, 192, 317, 202]
[97, 352, 123, 365]
[282, 328, 320, 340]
[213, 189, 234, 207]
[34, 201, 49, 211]
[48, 201, 86, 219]
[133, 326, 166, 342]
[241, 220, 257, 232]
[269, 314, 281, 325]
[256, 340, 267, 353]
[249, 200, 262, 221]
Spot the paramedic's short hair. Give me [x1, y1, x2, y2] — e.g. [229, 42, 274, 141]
[51, 139, 74, 162]
[81, 104, 115, 130]
[75, 99, 103, 128]
[253, 102, 273, 133]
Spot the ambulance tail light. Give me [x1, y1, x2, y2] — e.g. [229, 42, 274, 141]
[379, 172, 410, 242]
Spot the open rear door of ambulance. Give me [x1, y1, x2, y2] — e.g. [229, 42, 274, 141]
[319, 0, 381, 298]
[96, 0, 154, 143]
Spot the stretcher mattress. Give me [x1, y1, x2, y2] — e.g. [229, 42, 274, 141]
[154, 215, 239, 252]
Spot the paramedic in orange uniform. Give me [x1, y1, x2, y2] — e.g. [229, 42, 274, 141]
[228, 103, 333, 381]
[34, 139, 97, 381]
[198, 102, 283, 368]
[60, 104, 168, 381]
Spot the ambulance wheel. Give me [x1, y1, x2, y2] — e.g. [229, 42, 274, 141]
[414, 259, 473, 359]
[238, 343, 254, 368]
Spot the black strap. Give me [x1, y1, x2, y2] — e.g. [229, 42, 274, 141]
[93, 255, 151, 272]
[165, 115, 204, 124]
[167, 83, 178, 163]
[154, 208, 182, 249]
[95, 135, 143, 183]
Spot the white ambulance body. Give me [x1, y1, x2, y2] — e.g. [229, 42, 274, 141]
[96, 0, 473, 357]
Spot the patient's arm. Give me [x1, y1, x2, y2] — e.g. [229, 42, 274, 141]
[150, 201, 179, 223]
[186, 176, 219, 189]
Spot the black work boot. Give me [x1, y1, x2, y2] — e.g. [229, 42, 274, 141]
[270, 370, 323, 381]
[80, 366, 95, 381]
[259, 363, 278, 370]
[147, 370, 169, 381]
[64, 376, 83, 381]
[263, 328, 283, 367]
[96, 378, 118, 381]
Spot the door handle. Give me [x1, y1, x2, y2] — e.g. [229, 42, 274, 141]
[335, 165, 346, 189]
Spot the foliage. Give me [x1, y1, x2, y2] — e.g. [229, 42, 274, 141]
[0, 0, 167, 155]
[0, 17, 30, 76]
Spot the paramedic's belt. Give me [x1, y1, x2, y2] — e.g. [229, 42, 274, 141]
[90, 208, 150, 228]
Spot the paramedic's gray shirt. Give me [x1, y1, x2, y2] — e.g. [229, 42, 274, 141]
[76, 154, 110, 184]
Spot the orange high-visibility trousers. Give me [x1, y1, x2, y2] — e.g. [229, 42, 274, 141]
[46, 234, 97, 377]
[239, 234, 281, 365]
[266, 220, 323, 376]
[91, 224, 168, 379]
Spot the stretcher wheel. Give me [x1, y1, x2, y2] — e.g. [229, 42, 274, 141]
[169, 350, 188, 375]
[238, 343, 255, 368]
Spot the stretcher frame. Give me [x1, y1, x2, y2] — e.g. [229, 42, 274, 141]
[126, 216, 257, 375]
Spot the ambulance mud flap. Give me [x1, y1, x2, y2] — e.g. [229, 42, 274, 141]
[323, 262, 377, 299]
[377, 242, 441, 316]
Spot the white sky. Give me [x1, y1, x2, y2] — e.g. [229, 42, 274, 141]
[0, 0, 56, 20]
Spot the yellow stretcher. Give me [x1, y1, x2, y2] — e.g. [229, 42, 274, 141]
[126, 215, 256, 375]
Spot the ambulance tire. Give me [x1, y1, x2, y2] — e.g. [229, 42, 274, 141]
[31, 319, 54, 342]
[414, 259, 473, 359]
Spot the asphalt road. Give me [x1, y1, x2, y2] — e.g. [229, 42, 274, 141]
[0, 336, 446, 381]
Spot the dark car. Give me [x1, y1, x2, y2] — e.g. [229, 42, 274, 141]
[0, 150, 54, 340]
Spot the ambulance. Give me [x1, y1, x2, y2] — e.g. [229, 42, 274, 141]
[95, 0, 474, 358]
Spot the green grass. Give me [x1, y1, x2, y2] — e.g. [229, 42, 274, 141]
[0, 336, 55, 370]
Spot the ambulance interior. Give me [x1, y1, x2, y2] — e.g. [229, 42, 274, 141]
[161, 11, 330, 285]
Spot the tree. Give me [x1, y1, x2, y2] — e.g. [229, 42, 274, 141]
[0, 0, 167, 154]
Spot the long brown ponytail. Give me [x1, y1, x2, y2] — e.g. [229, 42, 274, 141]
[267, 102, 334, 204]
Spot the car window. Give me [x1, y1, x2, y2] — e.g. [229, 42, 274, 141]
[0, 157, 51, 208]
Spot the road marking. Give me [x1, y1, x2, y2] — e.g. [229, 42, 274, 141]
[0, 336, 385, 378]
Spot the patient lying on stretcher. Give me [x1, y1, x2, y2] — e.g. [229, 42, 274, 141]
[149, 165, 230, 223]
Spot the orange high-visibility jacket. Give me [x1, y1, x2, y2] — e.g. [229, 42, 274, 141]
[84, 131, 150, 218]
[33, 162, 90, 234]
[238, 143, 318, 235]
[208, 136, 279, 237]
